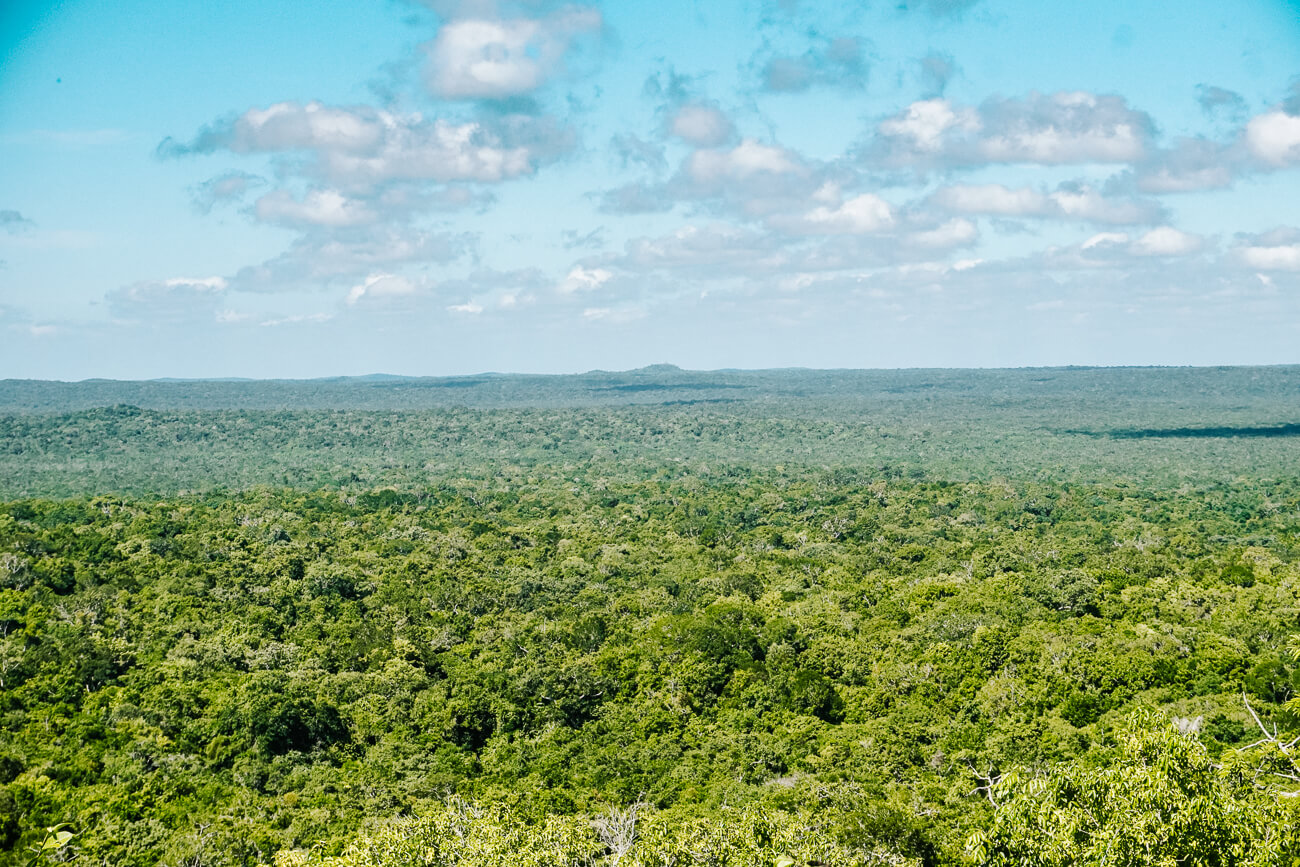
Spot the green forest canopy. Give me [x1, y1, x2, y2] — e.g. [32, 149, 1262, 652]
[1, 367, 1299, 865]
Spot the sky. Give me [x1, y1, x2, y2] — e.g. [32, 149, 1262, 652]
[2, 0, 1300, 379]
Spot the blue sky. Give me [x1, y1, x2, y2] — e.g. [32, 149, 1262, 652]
[2, 0, 1299, 378]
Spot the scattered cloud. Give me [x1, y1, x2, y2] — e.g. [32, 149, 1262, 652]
[667, 103, 735, 147]
[1129, 226, 1203, 256]
[191, 171, 266, 213]
[345, 272, 420, 305]
[228, 225, 471, 292]
[758, 37, 867, 93]
[918, 52, 958, 97]
[1234, 227, 1300, 271]
[424, 6, 602, 100]
[597, 182, 674, 215]
[581, 305, 645, 324]
[259, 312, 333, 327]
[108, 277, 229, 322]
[768, 189, 895, 235]
[867, 91, 1154, 170]
[1043, 228, 1207, 267]
[162, 102, 564, 191]
[560, 265, 613, 293]
[561, 227, 606, 250]
[610, 133, 667, 173]
[1244, 109, 1300, 167]
[932, 182, 1165, 224]
[255, 189, 379, 228]
[906, 217, 978, 248]
[437, 267, 546, 312]
[1127, 137, 1239, 193]
[1196, 85, 1247, 122]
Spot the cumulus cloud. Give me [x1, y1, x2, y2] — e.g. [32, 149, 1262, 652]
[228, 225, 470, 292]
[560, 265, 613, 293]
[906, 217, 978, 248]
[255, 189, 378, 227]
[162, 102, 565, 191]
[768, 191, 894, 235]
[345, 272, 420, 305]
[1127, 137, 1239, 193]
[932, 182, 1164, 225]
[1043, 227, 1206, 267]
[1244, 109, 1300, 166]
[1129, 226, 1203, 256]
[687, 139, 802, 183]
[259, 312, 333, 327]
[869, 91, 1154, 170]
[424, 6, 601, 100]
[667, 103, 735, 147]
[437, 267, 546, 311]
[108, 277, 228, 321]
[759, 37, 867, 93]
[619, 224, 775, 274]
[1235, 227, 1300, 271]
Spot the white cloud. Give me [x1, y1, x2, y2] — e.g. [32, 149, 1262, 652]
[345, 273, 420, 305]
[1048, 187, 1161, 224]
[621, 224, 772, 272]
[581, 306, 644, 323]
[933, 183, 1162, 225]
[879, 99, 977, 152]
[934, 183, 1049, 215]
[164, 276, 226, 291]
[167, 103, 543, 191]
[560, 265, 613, 293]
[229, 226, 469, 292]
[687, 139, 801, 183]
[425, 7, 601, 100]
[1129, 227, 1202, 257]
[259, 312, 333, 327]
[1244, 110, 1300, 166]
[1082, 232, 1130, 250]
[1238, 240, 1300, 271]
[314, 117, 536, 187]
[255, 189, 377, 227]
[224, 101, 383, 153]
[1049, 228, 1206, 268]
[447, 301, 484, 314]
[771, 193, 894, 235]
[107, 277, 228, 321]
[668, 104, 734, 147]
[871, 91, 1154, 168]
[907, 218, 978, 248]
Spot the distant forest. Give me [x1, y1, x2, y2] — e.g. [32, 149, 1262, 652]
[1, 367, 1298, 865]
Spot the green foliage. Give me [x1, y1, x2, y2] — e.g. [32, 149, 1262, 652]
[274, 798, 919, 867]
[2, 369, 1300, 864]
[967, 713, 1300, 866]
